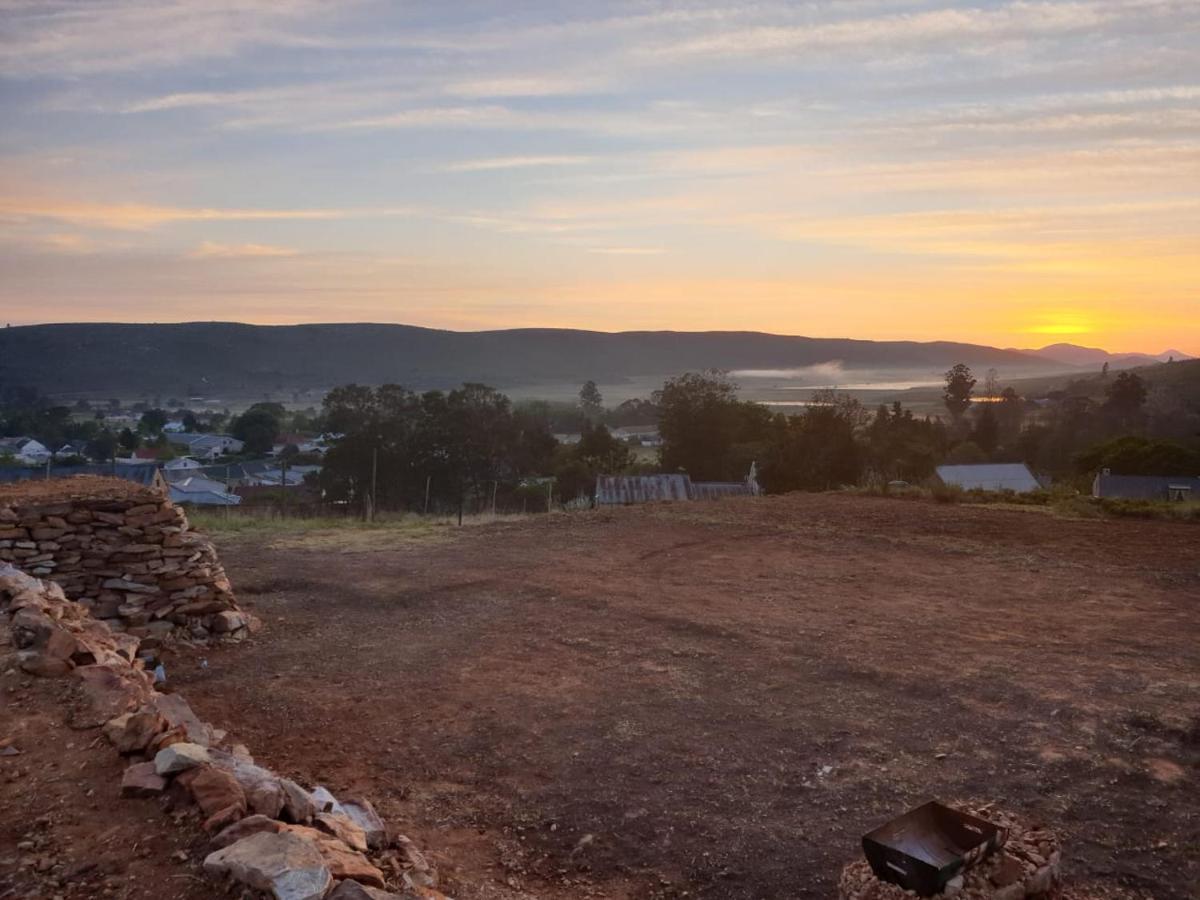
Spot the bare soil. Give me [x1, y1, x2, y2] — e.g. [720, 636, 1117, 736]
[8, 493, 1198, 899]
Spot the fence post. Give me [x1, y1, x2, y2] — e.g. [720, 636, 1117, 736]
[424, 475, 431, 515]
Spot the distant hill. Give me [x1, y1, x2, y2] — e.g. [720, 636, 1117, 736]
[1018, 342, 1193, 369]
[0, 322, 1060, 399]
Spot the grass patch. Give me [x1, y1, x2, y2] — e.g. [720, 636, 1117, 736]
[186, 508, 540, 549]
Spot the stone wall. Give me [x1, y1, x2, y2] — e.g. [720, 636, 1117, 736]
[0, 476, 250, 642]
[1, 563, 449, 899]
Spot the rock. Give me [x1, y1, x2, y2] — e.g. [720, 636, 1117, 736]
[329, 882, 405, 900]
[150, 693, 213, 746]
[211, 815, 286, 849]
[342, 797, 387, 850]
[315, 812, 369, 852]
[279, 778, 316, 824]
[186, 766, 247, 818]
[203, 831, 332, 900]
[154, 742, 211, 775]
[311, 785, 345, 815]
[246, 779, 287, 819]
[121, 761, 167, 797]
[315, 839, 386, 888]
[203, 803, 247, 834]
[990, 854, 1026, 888]
[102, 709, 167, 754]
[212, 610, 248, 633]
[71, 664, 147, 728]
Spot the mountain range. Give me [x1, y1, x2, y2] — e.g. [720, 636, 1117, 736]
[1018, 343, 1192, 368]
[0, 322, 1184, 400]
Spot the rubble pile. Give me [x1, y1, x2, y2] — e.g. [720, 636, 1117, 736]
[2, 562, 451, 900]
[0, 476, 249, 640]
[839, 804, 1062, 900]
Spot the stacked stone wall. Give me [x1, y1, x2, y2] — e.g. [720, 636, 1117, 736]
[0, 476, 248, 641]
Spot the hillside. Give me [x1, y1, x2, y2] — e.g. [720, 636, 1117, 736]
[0, 322, 1057, 398]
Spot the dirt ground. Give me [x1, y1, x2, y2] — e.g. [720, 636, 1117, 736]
[7, 493, 1197, 899]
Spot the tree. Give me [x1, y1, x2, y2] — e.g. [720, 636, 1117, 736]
[579, 381, 603, 420]
[1101, 361, 1109, 378]
[983, 368, 1000, 399]
[972, 405, 999, 454]
[139, 408, 168, 434]
[1103, 371, 1147, 430]
[231, 404, 282, 455]
[943, 364, 976, 421]
[118, 427, 140, 453]
[654, 370, 771, 481]
[761, 391, 866, 492]
[1075, 436, 1200, 477]
[86, 430, 118, 462]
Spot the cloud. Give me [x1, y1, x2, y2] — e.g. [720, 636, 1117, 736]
[189, 241, 299, 259]
[438, 155, 596, 173]
[0, 197, 415, 230]
[0, 0, 338, 77]
[586, 247, 666, 255]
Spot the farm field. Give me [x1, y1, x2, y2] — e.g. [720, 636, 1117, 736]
[174, 494, 1199, 900]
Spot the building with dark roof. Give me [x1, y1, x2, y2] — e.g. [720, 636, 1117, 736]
[1092, 471, 1200, 502]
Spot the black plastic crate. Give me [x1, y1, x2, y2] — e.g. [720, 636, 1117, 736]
[862, 801, 1006, 896]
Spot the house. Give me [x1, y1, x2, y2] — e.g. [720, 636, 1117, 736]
[612, 425, 663, 447]
[168, 476, 241, 506]
[167, 433, 244, 460]
[1092, 470, 1200, 502]
[0, 437, 52, 464]
[163, 457, 205, 471]
[54, 441, 90, 458]
[162, 420, 187, 433]
[242, 465, 320, 487]
[935, 463, 1040, 494]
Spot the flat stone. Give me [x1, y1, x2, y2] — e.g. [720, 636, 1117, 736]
[329, 882, 405, 900]
[150, 693, 213, 746]
[279, 778, 316, 824]
[246, 779, 287, 819]
[211, 814, 286, 849]
[342, 797, 387, 850]
[154, 742, 211, 775]
[121, 761, 167, 797]
[102, 709, 167, 754]
[187, 765, 247, 818]
[315, 812, 369, 852]
[71, 664, 147, 728]
[203, 831, 332, 900]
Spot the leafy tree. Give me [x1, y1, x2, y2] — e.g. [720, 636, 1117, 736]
[655, 370, 771, 481]
[579, 380, 603, 420]
[1075, 436, 1200, 476]
[943, 363, 976, 421]
[761, 391, 866, 492]
[139, 408, 168, 434]
[231, 403, 283, 455]
[1103, 371, 1147, 430]
[86, 430, 119, 462]
[118, 427, 140, 453]
[972, 405, 999, 454]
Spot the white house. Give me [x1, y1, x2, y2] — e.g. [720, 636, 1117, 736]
[163, 456, 205, 471]
[0, 437, 52, 464]
[167, 433, 244, 460]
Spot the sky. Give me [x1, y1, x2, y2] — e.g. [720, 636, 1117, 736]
[0, 0, 1197, 354]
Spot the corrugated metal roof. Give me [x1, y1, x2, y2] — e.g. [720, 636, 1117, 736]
[0, 463, 163, 488]
[1093, 473, 1200, 500]
[935, 463, 1040, 493]
[690, 481, 754, 501]
[595, 474, 693, 505]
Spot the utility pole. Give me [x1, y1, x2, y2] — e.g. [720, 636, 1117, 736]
[370, 445, 378, 523]
[423, 475, 431, 515]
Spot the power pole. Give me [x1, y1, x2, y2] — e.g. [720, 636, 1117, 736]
[370, 446, 378, 523]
